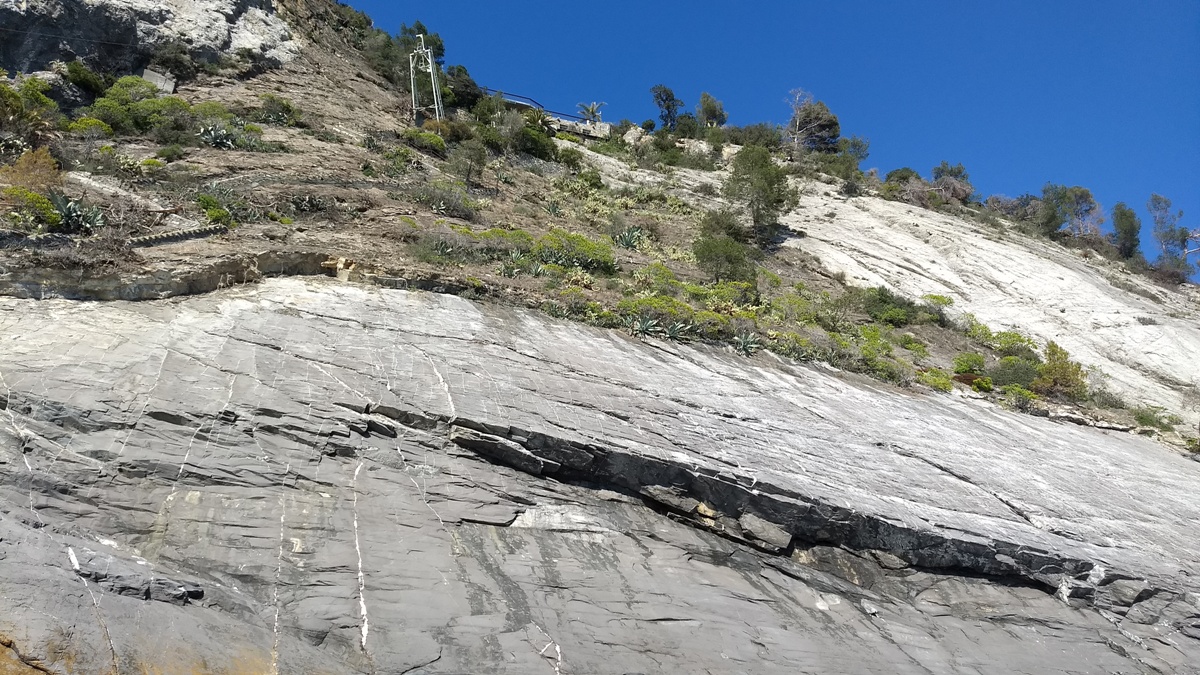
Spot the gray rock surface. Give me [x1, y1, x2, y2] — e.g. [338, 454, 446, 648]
[0, 0, 298, 74]
[1, 277, 1198, 673]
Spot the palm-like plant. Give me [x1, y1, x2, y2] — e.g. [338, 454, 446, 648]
[577, 101, 606, 124]
[523, 108, 554, 134]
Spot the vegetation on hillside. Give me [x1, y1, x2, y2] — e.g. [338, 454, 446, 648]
[0, 11, 1195, 450]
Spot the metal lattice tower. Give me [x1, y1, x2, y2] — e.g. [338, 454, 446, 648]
[409, 35, 444, 124]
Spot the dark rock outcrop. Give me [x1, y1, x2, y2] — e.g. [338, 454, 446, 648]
[1, 277, 1197, 673]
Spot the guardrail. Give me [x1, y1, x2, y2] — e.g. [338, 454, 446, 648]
[480, 86, 588, 123]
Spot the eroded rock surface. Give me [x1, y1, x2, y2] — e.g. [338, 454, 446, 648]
[0, 0, 298, 73]
[1, 278, 1198, 673]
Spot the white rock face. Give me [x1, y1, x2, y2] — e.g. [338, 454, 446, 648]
[0, 0, 299, 72]
[782, 186, 1200, 424]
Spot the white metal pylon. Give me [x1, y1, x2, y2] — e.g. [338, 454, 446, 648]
[409, 35, 444, 123]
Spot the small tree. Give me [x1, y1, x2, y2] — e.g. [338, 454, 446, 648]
[930, 161, 973, 203]
[698, 208, 749, 243]
[1148, 193, 1195, 256]
[448, 138, 487, 184]
[674, 112, 701, 139]
[884, 167, 921, 185]
[1031, 341, 1088, 401]
[1147, 194, 1196, 279]
[786, 89, 840, 155]
[1038, 184, 1101, 237]
[697, 92, 727, 128]
[650, 84, 682, 131]
[693, 235, 755, 282]
[1109, 202, 1141, 259]
[724, 145, 799, 246]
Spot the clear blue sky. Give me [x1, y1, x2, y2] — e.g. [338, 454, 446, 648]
[346, 0, 1198, 261]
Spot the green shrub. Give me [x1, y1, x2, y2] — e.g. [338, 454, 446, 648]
[129, 96, 192, 130]
[196, 194, 222, 211]
[448, 138, 488, 184]
[953, 352, 986, 375]
[67, 117, 113, 137]
[578, 168, 604, 190]
[988, 356, 1040, 389]
[693, 235, 755, 283]
[557, 146, 584, 170]
[1001, 385, 1039, 412]
[87, 97, 134, 134]
[691, 310, 732, 339]
[684, 280, 758, 309]
[917, 368, 953, 392]
[156, 144, 186, 162]
[616, 295, 695, 324]
[515, 126, 557, 161]
[373, 145, 415, 176]
[139, 157, 167, 179]
[921, 293, 954, 307]
[698, 208, 748, 243]
[971, 376, 994, 393]
[475, 228, 535, 255]
[101, 76, 160, 106]
[1030, 341, 1087, 401]
[632, 262, 680, 296]
[402, 128, 447, 155]
[401, 181, 478, 221]
[149, 40, 201, 81]
[992, 330, 1040, 360]
[897, 333, 929, 359]
[2, 186, 61, 231]
[858, 286, 931, 327]
[205, 207, 234, 226]
[253, 94, 301, 126]
[65, 60, 111, 97]
[1131, 406, 1178, 431]
[192, 101, 234, 123]
[533, 228, 616, 273]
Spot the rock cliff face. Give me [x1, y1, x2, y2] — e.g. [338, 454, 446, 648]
[0, 0, 297, 73]
[781, 192, 1200, 427]
[2, 277, 1198, 673]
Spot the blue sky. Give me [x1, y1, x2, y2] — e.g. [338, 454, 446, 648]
[347, 0, 1198, 262]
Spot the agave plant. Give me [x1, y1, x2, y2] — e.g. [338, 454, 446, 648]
[733, 332, 762, 357]
[432, 239, 456, 258]
[47, 193, 105, 235]
[498, 257, 523, 278]
[623, 315, 660, 338]
[527, 262, 546, 278]
[664, 321, 693, 341]
[197, 125, 238, 149]
[542, 199, 562, 217]
[611, 225, 645, 250]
